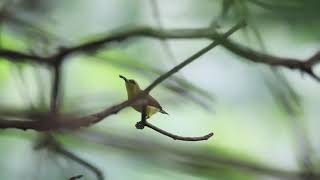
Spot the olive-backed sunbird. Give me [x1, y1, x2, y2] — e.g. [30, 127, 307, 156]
[119, 75, 168, 119]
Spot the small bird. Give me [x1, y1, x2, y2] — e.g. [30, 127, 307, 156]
[119, 75, 168, 119]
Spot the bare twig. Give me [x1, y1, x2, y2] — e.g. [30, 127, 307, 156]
[68, 175, 83, 180]
[135, 105, 213, 141]
[149, 0, 177, 62]
[144, 21, 246, 92]
[247, 0, 300, 11]
[144, 122, 214, 141]
[41, 135, 104, 180]
[50, 61, 63, 114]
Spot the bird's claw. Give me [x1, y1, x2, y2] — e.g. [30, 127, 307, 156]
[135, 121, 145, 129]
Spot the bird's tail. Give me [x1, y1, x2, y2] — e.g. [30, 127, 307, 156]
[160, 109, 169, 115]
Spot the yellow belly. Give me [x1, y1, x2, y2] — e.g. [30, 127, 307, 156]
[132, 105, 160, 119]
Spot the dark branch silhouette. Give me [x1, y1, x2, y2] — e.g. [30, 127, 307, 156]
[37, 135, 104, 180]
[135, 106, 213, 141]
[50, 60, 63, 114]
[68, 175, 83, 180]
[144, 21, 245, 93]
[220, 40, 320, 81]
[144, 122, 214, 141]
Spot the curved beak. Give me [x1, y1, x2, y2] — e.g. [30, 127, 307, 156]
[119, 75, 128, 82]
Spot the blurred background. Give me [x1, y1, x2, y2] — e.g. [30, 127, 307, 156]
[0, 0, 319, 179]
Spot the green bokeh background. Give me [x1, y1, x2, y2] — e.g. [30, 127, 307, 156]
[0, 0, 319, 179]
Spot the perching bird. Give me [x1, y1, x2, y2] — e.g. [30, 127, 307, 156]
[119, 75, 168, 119]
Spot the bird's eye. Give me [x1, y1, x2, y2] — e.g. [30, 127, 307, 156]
[129, 80, 136, 84]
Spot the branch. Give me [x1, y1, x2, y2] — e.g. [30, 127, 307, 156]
[135, 105, 213, 141]
[0, 24, 238, 64]
[40, 135, 104, 180]
[144, 20, 246, 92]
[50, 60, 63, 114]
[247, 0, 300, 11]
[149, 0, 177, 62]
[221, 39, 320, 77]
[0, 22, 244, 131]
[2, 21, 319, 83]
[0, 49, 50, 64]
[144, 122, 214, 141]
[68, 175, 83, 180]
[0, 104, 130, 131]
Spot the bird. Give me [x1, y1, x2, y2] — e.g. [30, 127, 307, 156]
[119, 75, 168, 119]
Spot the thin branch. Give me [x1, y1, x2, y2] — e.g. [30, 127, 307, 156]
[56, 148, 103, 180]
[221, 40, 317, 68]
[144, 122, 214, 141]
[220, 40, 320, 81]
[11, 64, 36, 109]
[149, 0, 177, 62]
[42, 135, 104, 180]
[144, 21, 246, 92]
[50, 61, 63, 114]
[247, 0, 300, 11]
[68, 175, 83, 180]
[135, 105, 213, 141]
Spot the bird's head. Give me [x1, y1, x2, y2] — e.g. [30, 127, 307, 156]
[119, 75, 141, 93]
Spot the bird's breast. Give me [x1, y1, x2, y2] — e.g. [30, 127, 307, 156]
[131, 105, 160, 119]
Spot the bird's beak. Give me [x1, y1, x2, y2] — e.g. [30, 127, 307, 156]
[119, 75, 128, 82]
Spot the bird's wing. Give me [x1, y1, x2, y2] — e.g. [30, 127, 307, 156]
[146, 94, 169, 115]
[146, 94, 162, 109]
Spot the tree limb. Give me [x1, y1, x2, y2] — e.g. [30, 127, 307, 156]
[0, 49, 50, 64]
[220, 40, 320, 81]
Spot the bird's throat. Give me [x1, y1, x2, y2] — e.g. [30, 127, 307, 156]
[126, 85, 140, 100]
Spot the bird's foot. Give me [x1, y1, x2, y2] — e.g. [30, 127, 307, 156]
[135, 121, 145, 129]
